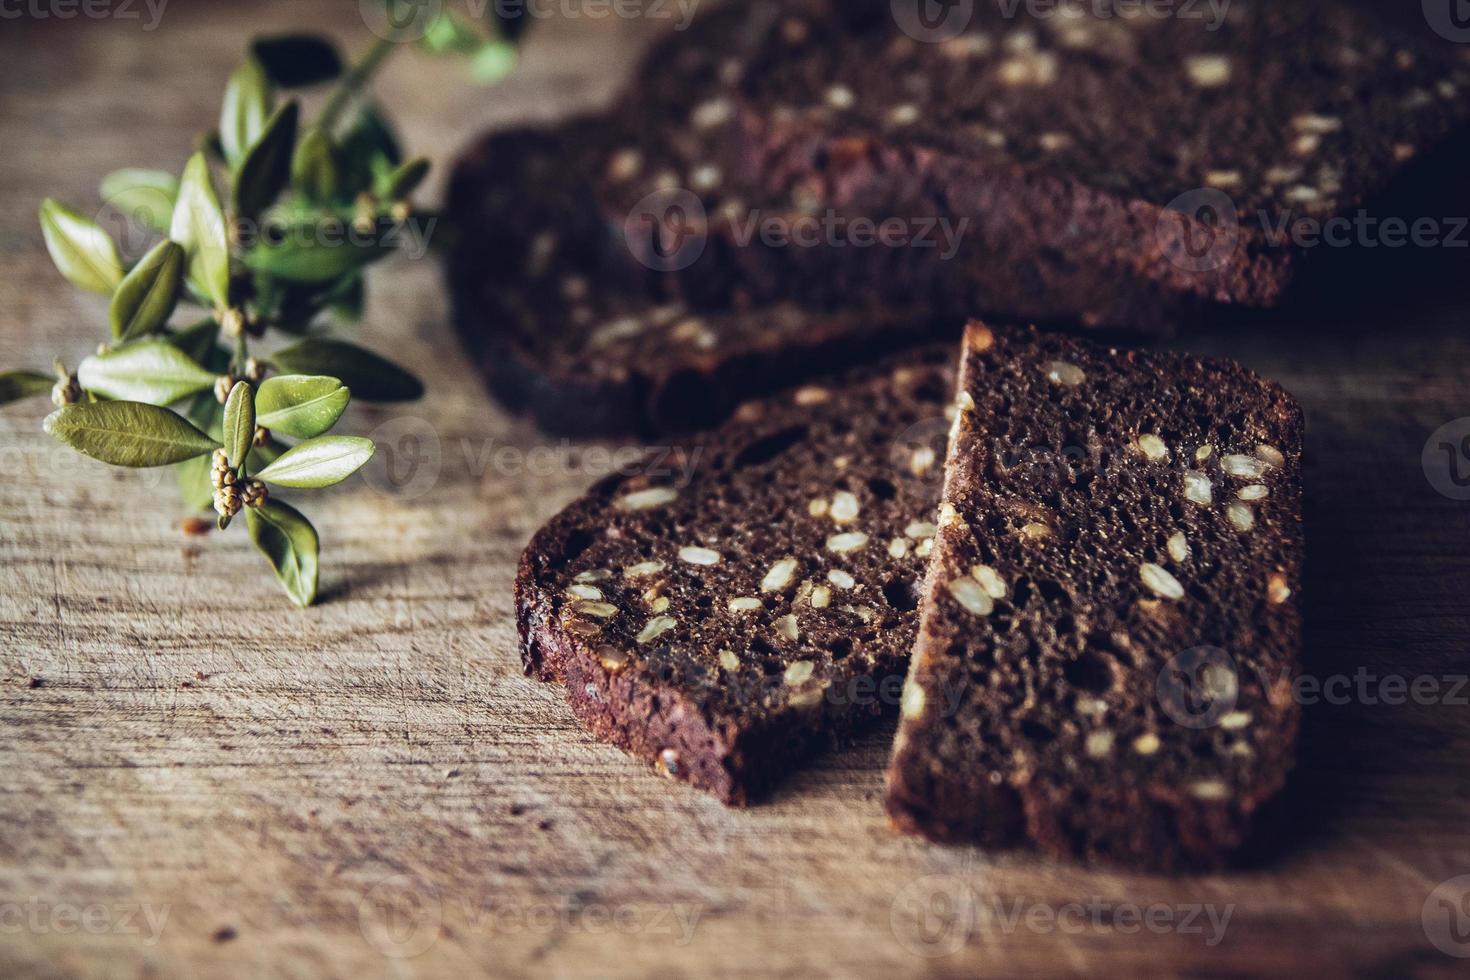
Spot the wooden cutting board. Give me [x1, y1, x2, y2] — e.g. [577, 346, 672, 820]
[4, 3, 1470, 977]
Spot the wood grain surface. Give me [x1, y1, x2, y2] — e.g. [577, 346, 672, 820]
[4, 3, 1470, 977]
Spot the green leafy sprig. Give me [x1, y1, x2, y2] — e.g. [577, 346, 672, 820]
[3, 11, 523, 606]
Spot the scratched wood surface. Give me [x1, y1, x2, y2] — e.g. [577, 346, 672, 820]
[4, 3, 1470, 978]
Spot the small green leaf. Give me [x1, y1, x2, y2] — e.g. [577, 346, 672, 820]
[254, 435, 374, 488]
[246, 500, 319, 607]
[222, 380, 255, 468]
[187, 386, 226, 437]
[234, 100, 300, 220]
[260, 279, 325, 333]
[249, 435, 287, 470]
[100, 169, 178, 234]
[170, 153, 232, 308]
[44, 401, 218, 467]
[166, 318, 221, 364]
[176, 387, 221, 508]
[271, 338, 423, 402]
[176, 454, 215, 511]
[255, 375, 350, 438]
[421, 11, 485, 54]
[244, 219, 391, 283]
[329, 274, 364, 323]
[250, 34, 344, 88]
[109, 240, 185, 341]
[77, 339, 218, 405]
[200, 131, 227, 163]
[291, 127, 340, 203]
[347, 105, 401, 164]
[470, 41, 517, 85]
[38, 198, 124, 295]
[384, 157, 430, 201]
[265, 273, 363, 331]
[176, 382, 226, 512]
[339, 105, 401, 191]
[220, 57, 274, 166]
[0, 370, 55, 406]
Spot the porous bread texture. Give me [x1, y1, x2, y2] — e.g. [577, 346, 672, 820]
[517, 348, 959, 803]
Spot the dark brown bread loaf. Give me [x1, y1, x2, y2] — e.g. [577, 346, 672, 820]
[884, 322, 1304, 870]
[517, 348, 959, 803]
[600, 0, 1470, 329]
[446, 120, 949, 436]
[447, 1, 1470, 433]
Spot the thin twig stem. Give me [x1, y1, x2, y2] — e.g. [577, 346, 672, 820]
[318, 36, 400, 133]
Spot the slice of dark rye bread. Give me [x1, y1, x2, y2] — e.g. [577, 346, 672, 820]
[598, 0, 1470, 328]
[447, 1, 1470, 432]
[516, 347, 960, 804]
[446, 120, 950, 437]
[884, 323, 1304, 870]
